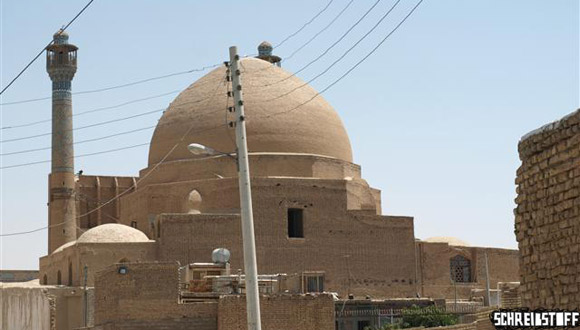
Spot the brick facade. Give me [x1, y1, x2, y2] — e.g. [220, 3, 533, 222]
[217, 294, 335, 330]
[94, 262, 218, 328]
[515, 109, 580, 309]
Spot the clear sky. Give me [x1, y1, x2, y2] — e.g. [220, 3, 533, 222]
[0, 0, 578, 269]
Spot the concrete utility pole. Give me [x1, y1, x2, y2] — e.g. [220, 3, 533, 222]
[83, 265, 88, 327]
[229, 46, 262, 330]
[46, 30, 78, 253]
[484, 251, 491, 306]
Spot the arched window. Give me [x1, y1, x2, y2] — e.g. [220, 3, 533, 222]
[57, 271, 62, 285]
[43, 274, 48, 285]
[450, 255, 471, 283]
[68, 262, 73, 286]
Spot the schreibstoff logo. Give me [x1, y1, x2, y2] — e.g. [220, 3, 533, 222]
[491, 309, 580, 328]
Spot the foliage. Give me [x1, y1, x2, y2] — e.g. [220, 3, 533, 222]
[400, 305, 458, 328]
[363, 305, 458, 330]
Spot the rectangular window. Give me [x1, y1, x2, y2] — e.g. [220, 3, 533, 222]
[288, 208, 304, 238]
[130, 221, 137, 229]
[302, 272, 324, 293]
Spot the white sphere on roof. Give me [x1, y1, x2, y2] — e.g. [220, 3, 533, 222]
[212, 248, 231, 264]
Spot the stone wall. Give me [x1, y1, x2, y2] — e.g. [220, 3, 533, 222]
[0, 281, 89, 330]
[1, 283, 51, 330]
[515, 109, 580, 309]
[217, 294, 335, 330]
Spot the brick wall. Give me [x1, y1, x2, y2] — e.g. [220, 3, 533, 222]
[76, 175, 137, 229]
[417, 242, 519, 299]
[217, 294, 335, 330]
[93, 262, 217, 327]
[515, 109, 580, 308]
[155, 177, 418, 298]
[40, 241, 156, 287]
[498, 282, 521, 308]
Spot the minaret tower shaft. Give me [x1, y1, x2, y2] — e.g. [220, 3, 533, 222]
[46, 30, 78, 253]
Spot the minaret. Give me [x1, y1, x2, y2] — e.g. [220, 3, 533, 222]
[46, 30, 78, 253]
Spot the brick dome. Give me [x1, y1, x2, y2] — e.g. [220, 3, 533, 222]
[423, 236, 470, 247]
[77, 224, 149, 243]
[148, 57, 353, 166]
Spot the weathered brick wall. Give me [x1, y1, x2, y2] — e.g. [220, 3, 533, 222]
[155, 177, 418, 298]
[40, 242, 156, 287]
[474, 308, 495, 330]
[498, 282, 521, 308]
[217, 294, 335, 330]
[76, 175, 137, 229]
[515, 109, 580, 309]
[417, 242, 519, 299]
[93, 262, 217, 327]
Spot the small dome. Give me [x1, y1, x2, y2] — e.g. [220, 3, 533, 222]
[424, 236, 470, 247]
[258, 41, 273, 56]
[52, 240, 76, 254]
[53, 30, 69, 44]
[77, 224, 150, 243]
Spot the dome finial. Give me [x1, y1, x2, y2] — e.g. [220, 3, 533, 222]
[258, 41, 273, 56]
[256, 41, 282, 66]
[53, 29, 70, 45]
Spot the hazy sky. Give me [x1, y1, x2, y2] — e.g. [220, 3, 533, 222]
[1, 0, 578, 269]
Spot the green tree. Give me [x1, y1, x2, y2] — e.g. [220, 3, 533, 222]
[400, 305, 458, 328]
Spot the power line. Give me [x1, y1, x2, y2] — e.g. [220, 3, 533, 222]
[316, 0, 425, 97]
[260, 0, 425, 120]
[260, 0, 403, 102]
[0, 108, 163, 144]
[0, 64, 222, 106]
[0, 76, 226, 154]
[246, 0, 384, 87]
[0, 142, 150, 170]
[1, 0, 335, 105]
[0, 0, 334, 106]
[72, 74, 230, 224]
[1, 0, 426, 236]
[0, 0, 95, 96]
[274, 0, 335, 49]
[284, 0, 355, 62]
[1, 90, 179, 130]
[0, 74, 229, 236]
[1, 76, 225, 144]
[0, 126, 156, 156]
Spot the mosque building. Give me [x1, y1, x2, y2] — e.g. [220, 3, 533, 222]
[2, 32, 520, 330]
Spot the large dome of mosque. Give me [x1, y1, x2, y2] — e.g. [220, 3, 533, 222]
[148, 57, 353, 166]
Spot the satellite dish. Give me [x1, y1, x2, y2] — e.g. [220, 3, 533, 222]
[212, 248, 231, 264]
